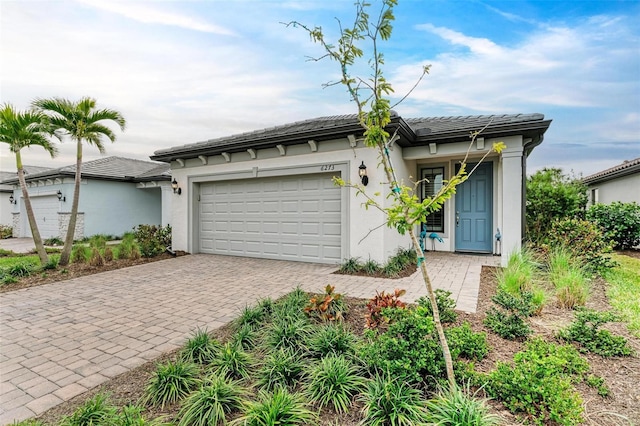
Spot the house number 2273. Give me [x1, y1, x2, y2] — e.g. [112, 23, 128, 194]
[320, 164, 335, 171]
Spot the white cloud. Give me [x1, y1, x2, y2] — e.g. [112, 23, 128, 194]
[76, 0, 236, 35]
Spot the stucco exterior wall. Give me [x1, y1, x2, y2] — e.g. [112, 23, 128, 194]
[0, 193, 13, 226]
[171, 132, 529, 266]
[9, 179, 162, 238]
[586, 173, 640, 206]
[78, 180, 162, 236]
[171, 137, 402, 264]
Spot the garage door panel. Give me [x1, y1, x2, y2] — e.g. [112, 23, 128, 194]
[199, 173, 342, 264]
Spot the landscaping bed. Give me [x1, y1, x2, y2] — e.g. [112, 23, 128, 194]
[30, 260, 640, 426]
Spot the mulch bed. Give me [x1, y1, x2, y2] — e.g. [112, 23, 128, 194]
[33, 254, 640, 425]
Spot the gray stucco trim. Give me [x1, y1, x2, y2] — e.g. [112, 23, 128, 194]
[151, 113, 551, 163]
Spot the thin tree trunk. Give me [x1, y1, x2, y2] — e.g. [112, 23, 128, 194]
[407, 226, 456, 389]
[59, 141, 82, 266]
[16, 151, 49, 265]
[376, 144, 456, 390]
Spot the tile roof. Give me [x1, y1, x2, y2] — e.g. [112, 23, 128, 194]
[150, 112, 551, 162]
[1, 157, 170, 184]
[583, 157, 640, 184]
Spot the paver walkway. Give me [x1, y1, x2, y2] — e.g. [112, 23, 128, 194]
[0, 252, 498, 424]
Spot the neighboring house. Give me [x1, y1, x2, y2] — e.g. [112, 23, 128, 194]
[1, 166, 53, 227]
[4, 156, 171, 239]
[151, 112, 552, 266]
[583, 157, 640, 207]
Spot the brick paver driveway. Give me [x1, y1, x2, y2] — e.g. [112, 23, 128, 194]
[0, 253, 497, 424]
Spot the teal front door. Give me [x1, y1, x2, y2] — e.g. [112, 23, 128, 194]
[455, 162, 493, 253]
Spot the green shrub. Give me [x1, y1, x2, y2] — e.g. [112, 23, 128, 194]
[546, 218, 614, 272]
[362, 258, 381, 274]
[558, 309, 632, 357]
[89, 247, 104, 267]
[71, 244, 90, 263]
[304, 354, 366, 414]
[143, 360, 200, 408]
[134, 224, 171, 258]
[42, 256, 59, 270]
[585, 374, 610, 397]
[486, 338, 588, 425]
[7, 262, 34, 278]
[304, 285, 346, 322]
[360, 372, 429, 426]
[359, 306, 444, 386]
[256, 348, 305, 391]
[103, 247, 114, 262]
[365, 288, 407, 329]
[445, 322, 489, 361]
[483, 290, 534, 340]
[307, 323, 358, 358]
[60, 393, 118, 426]
[211, 342, 252, 380]
[116, 233, 138, 260]
[181, 328, 221, 365]
[587, 201, 640, 249]
[425, 382, 500, 426]
[0, 225, 13, 239]
[417, 289, 458, 323]
[526, 168, 587, 242]
[235, 388, 317, 426]
[338, 257, 362, 274]
[44, 236, 63, 246]
[177, 374, 245, 426]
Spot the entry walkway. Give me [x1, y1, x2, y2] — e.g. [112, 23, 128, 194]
[0, 252, 498, 424]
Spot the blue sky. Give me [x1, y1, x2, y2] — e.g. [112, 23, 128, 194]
[1, 0, 638, 177]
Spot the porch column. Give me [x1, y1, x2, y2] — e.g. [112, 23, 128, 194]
[160, 184, 172, 227]
[501, 143, 524, 266]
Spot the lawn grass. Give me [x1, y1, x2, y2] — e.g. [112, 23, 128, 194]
[602, 254, 640, 337]
[0, 254, 40, 269]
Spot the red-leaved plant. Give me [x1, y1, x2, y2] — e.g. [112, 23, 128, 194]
[304, 285, 344, 322]
[365, 289, 407, 329]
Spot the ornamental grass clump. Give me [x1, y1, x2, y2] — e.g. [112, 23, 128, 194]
[307, 323, 358, 358]
[425, 382, 500, 426]
[181, 328, 221, 365]
[177, 374, 245, 426]
[143, 360, 200, 408]
[60, 393, 118, 426]
[255, 347, 306, 392]
[211, 342, 253, 380]
[304, 354, 366, 414]
[233, 388, 317, 426]
[547, 246, 590, 309]
[360, 372, 429, 426]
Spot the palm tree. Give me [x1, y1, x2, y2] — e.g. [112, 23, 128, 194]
[33, 97, 126, 266]
[0, 104, 58, 265]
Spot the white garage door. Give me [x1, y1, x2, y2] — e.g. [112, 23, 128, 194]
[199, 173, 342, 264]
[25, 195, 59, 238]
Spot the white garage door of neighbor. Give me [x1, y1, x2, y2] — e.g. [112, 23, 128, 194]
[199, 173, 342, 264]
[26, 196, 59, 238]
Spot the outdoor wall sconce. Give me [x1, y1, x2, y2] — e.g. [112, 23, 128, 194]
[171, 179, 182, 195]
[56, 190, 66, 202]
[358, 161, 369, 186]
[8, 194, 16, 205]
